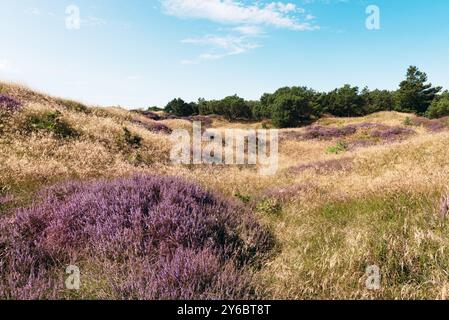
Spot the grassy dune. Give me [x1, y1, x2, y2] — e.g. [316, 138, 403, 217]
[2, 82, 449, 299]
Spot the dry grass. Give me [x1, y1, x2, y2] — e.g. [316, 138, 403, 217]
[2, 81, 449, 299]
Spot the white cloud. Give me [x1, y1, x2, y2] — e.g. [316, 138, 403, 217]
[305, 14, 315, 21]
[182, 34, 260, 63]
[161, 0, 315, 31]
[163, 0, 318, 63]
[266, 2, 298, 14]
[233, 25, 264, 35]
[182, 35, 259, 53]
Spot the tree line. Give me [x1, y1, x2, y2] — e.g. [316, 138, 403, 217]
[163, 66, 449, 128]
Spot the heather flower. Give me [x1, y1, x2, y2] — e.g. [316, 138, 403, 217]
[0, 94, 22, 113]
[140, 111, 161, 121]
[440, 194, 449, 219]
[187, 116, 214, 128]
[412, 117, 448, 132]
[370, 126, 415, 140]
[303, 125, 357, 140]
[132, 119, 172, 134]
[0, 175, 272, 299]
[279, 130, 303, 141]
[151, 122, 172, 134]
[347, 139, 377, 151]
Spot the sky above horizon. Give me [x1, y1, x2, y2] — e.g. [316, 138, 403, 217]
[1, 0, 449, 108]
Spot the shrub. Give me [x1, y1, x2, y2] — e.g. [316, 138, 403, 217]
[370, 126, 414, 140]
[0, 94, 22, 113]
[303, 125, 356, 140]
[132, 110, 161, 121]
[425, 92, 449, 119]
[235, 191, 251, 204]
[326, 141, 348, 154]
[403, 117, 413, 126]
[410, 117, 447, 132]
[439, 194, 449, 220]
[150, 122, 172, 134]
[257, 198, 282, 215]
[188, 115, 214, 128]
[56, 98, 90, 114]
[123, 127, 142, 148]
[0, 175, 273, 299]
[132, 119, 172, 134]
[24, 111, 79, 138]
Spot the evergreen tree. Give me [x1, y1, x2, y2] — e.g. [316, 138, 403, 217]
[395, 66, 441, 114]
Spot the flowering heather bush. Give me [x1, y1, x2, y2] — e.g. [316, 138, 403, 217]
[151, 122, 172, 134]
[439, 194, 449, 220]
[187, 115, 214, 128]
[347, 139, 377, 151]
[132, 119, 172, 134]
[0, 94, 22, 113]
[0, 175, 272, 299]
[370, 126, 415, 140]
[138, 110, 161, 121]
[303, 125, 357, 140]
[412, 117, 448, 132]
[279, 130, 304, 142]
[347, 122, 385, 129]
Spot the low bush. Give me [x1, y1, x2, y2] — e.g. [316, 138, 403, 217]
[303, 125, 356, 140]
[326, 141, 348, 154]
[257, 198, 282, 215]
[0, 94, 22, 113]
[235, 191, 251, 204]
[132, 110, 161, 121]
[56, 98, 90, 114]
[370, 126, 414, 140]
[411, 117, 448, 132]
[131, 120, 172, 135]
[403, 117, 413, 126]
[122, 127, 142, 148]
[0, 175, 273, 299]
[23, 111, 79, 138]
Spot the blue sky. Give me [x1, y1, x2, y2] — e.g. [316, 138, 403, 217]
[1, 0, 448, 108]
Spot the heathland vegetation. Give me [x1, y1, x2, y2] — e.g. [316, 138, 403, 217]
[2, 65, 449, 299]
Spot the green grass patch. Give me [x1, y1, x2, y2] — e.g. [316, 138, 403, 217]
[326, 140, 348, 154]
[24, 111, 79, 138]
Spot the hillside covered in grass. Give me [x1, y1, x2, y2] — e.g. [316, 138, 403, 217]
[2, 81, 449, 299]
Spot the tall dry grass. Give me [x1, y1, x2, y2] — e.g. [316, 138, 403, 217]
[2, 81, 449, 299]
